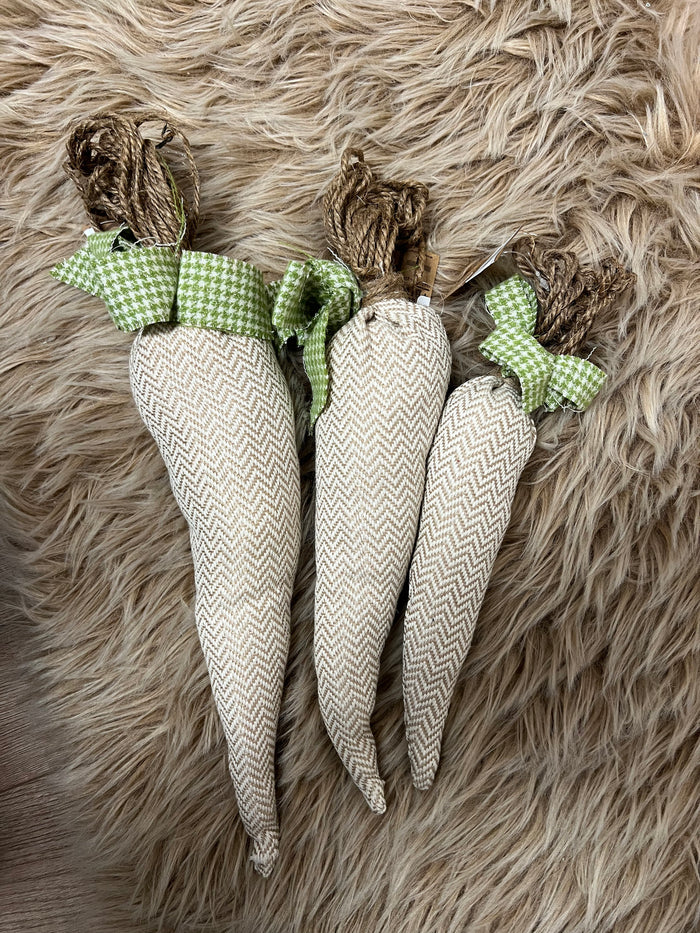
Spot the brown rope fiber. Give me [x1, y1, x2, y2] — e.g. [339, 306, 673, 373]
[64, 111, 200, 250]
[323, 148, 429, 304]
[513, 236, 635, 356]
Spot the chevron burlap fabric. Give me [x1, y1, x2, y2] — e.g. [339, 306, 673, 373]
[129, 323, 301, 876]
[314, 298, 451, 813]
[403, 375, 536, 790]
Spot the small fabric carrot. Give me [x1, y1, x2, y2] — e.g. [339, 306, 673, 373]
[51, 113, 301, 875]
[403, 240, 635, 790]
[306, 150, 452, 812]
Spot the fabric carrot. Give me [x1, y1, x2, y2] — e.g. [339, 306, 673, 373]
[304, 150, 452, 812]
[50, 113, 301, 875]
[403, 241, 635, 790]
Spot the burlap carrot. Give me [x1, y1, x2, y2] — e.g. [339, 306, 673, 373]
[50, 113, 301, 875]
[295, 150, 452, 812]
[403, 240, 635, 790]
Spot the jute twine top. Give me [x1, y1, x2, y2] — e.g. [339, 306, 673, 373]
[514, 236, 635, 357]
[323, 148, 429, 305]
[64, 112, 200, 250]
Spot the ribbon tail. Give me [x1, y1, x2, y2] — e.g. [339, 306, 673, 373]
[545, 356, 607, 411]
[304, 306, 332, 428]
[270, 258, 361, 428]
[50, 248, 103, 298]
[270, 260, 312, 345]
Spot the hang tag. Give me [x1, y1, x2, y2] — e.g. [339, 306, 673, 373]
[445, 227, 523, 298]
[401, 249, 440, 304]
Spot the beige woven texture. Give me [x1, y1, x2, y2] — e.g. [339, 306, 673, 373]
[314, 298, 451, 813]
[404, 375, 536, 790]
[129, 323, 301, 876]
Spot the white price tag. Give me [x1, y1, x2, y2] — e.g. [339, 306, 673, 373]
[446, 227, 523, 298]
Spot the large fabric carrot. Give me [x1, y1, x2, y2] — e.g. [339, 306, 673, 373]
[51, 114, 300, 875]
[403, 245, 634, 790]
[308, 150, 452, 812]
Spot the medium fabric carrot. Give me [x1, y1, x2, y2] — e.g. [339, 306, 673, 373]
[51, 113, 300, 875]
[309, 150, 452, 812]
[403, 243, 634, 790]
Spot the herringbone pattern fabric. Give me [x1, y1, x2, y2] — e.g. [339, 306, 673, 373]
[403, 375, 536, 790]
[314, 298, 451, 812]
[129, 324, 301, 876]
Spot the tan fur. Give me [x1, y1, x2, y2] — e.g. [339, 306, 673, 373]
[1, 1, 698, 931]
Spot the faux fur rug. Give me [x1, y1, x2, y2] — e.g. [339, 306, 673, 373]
[2, 2, 699, 931]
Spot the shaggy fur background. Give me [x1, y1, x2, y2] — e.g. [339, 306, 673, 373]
[1, 1, 698, 931]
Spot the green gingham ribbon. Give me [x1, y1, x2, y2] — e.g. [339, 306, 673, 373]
[479, 275, 606, 414]
[270, 259, 362, 427]
[50, 228, 273, 339]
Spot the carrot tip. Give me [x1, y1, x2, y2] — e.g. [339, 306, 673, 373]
[410, 759, 437, 792]
[363, 777, 387, 814]
[251, 830, 279, 877]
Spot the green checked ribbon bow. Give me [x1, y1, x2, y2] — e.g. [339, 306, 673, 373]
[52, 234, 361, 427]
[479, 275, 606, 414]
[271, 259, 362, 428]
[51, 228, 274, 339]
